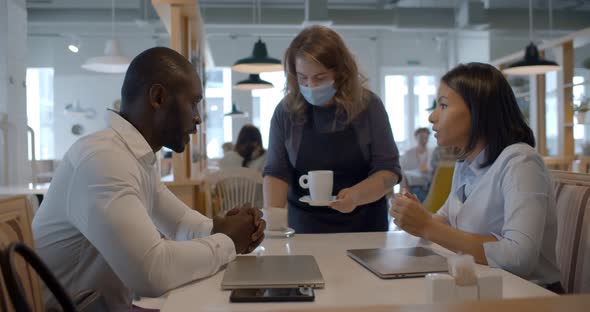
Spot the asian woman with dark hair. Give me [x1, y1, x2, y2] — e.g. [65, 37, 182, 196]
[391, 63, 561, 291]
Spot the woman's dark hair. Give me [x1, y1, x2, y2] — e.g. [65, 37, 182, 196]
[235, 124, 265, 167]
[441, 62, 535, 168]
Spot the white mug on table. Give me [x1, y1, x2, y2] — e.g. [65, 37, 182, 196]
[261, 207, 288, 231]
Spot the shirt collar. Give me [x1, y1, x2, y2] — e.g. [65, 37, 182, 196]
[464, 147, 488, 178]
[107, 110, 157, 166]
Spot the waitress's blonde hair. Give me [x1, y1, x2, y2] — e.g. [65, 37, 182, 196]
[283, 25, 369, 125]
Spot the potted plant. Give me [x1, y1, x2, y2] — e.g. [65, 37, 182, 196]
[573, 96, 590, 124]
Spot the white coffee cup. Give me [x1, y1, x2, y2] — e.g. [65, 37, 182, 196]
[261, 207, 288, 231]
[299, 170, 333, 202]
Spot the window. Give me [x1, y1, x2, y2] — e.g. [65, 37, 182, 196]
[545, 71, 559, 156]
[573, 75, 587, 154]
[205, 68, 233, 159]
[252, 72, 286, 148]
[384, 75, 408, 145]
[382, 69, 440, 154]
[26, 68, 54, 160]
[413, 76, 437, 130]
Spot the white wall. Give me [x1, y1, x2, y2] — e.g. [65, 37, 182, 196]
[1, 0, 29, 186]
[53, 75, 123, 159]
[489, 31, 531, 62]
[208, 29, 450, 94]
[24, 24, 573, 162]
[455, 30, 491, 65]
[27, 35, 161, 158]
[207, 28, 451, 138]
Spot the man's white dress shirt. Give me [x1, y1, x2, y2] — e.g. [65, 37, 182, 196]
[33, 111, 236, 311]
[437, 143, 560, 285]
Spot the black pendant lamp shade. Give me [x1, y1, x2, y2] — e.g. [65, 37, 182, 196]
[234, 74, 274, 91]
[224, 103, 248, 118]
[232, 39, 283, 74]
[503, 42, 561, 76]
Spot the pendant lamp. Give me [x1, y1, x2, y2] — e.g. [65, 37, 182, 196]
[234, 74, 274, 91]
[231, 0, 282, 74]
[81, 0, 130, 73]
[503, 0, 560, 76]
[224, 103, 248, 118]
[232, 39, 283, 74]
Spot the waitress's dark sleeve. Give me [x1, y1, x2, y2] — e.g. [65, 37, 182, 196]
[366, 93, 402, 182]
[262, 102, 291, 183]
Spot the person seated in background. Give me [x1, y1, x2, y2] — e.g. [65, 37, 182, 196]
[391, 62, 561, 291]
[32, 47, 266, 311]
[219, 124, 267, 173]
[221, 142, 234, 156]
[400, 127, 432, 202]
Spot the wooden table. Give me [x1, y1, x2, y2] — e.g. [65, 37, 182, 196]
[159, 231, 556, 311]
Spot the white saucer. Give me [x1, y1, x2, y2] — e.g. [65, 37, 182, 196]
[299, 195, 337, 206]
[265, 227, 295, 238]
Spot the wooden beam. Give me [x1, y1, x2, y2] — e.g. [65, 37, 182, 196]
[181, 15, 190, 57]
[151, 2, 171, 33]
[563, 40, 574, 157]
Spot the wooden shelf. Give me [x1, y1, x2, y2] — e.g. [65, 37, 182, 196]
[564, 80, 590, 88]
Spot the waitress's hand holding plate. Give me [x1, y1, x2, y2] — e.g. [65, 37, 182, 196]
[330, 187, 359, 213]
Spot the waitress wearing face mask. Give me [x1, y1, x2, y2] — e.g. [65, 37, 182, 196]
[263, 26, 402, 233]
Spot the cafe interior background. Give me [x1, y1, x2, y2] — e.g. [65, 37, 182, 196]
[1, 0, 590, 208]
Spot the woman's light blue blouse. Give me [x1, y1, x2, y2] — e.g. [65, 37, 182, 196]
[437, 143, 560, 284]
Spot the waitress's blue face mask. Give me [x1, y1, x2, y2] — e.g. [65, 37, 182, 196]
[299, 81, 337, 106]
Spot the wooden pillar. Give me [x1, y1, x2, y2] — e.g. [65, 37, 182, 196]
[563, 40, 574, 157]
[536, 72, 548, 156]
[169, 4, 191, 181]
[152, 0, 205, 181]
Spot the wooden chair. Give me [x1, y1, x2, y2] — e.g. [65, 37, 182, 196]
[204, 167, 263, 217]
[550, 170, 590, 293]
[576, 156, 590, 174]
[0, 196, 44, 311]
[422, 161, 455, 213]
[543, 156, 575, 171]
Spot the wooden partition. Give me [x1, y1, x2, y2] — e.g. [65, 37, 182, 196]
[152, 0, 207, 182]
[152, 0, 212, 214]
[492, 27, 590, 158]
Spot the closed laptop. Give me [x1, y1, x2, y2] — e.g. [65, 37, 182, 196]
[221, 255, 325, 289]
[347, 247, 448, 279]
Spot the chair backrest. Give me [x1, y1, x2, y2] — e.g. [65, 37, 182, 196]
[1, 243, 79, 312]
[577, 156, 590, 174]
[204, 167, 263, 217]
[544, 156, 575, 171]
[0, 196, 44, 311]
[550, 170, 590, 294]
[422, 161, 455, 213]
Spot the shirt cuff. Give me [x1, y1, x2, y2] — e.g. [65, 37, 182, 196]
[202, 219, 214, 236]
[206, 233, 237, 264]
[482, 233, 503, 268]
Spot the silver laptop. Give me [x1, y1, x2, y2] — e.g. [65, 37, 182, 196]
[347, 247, 448, 279]
[221, 255, 325, 290]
